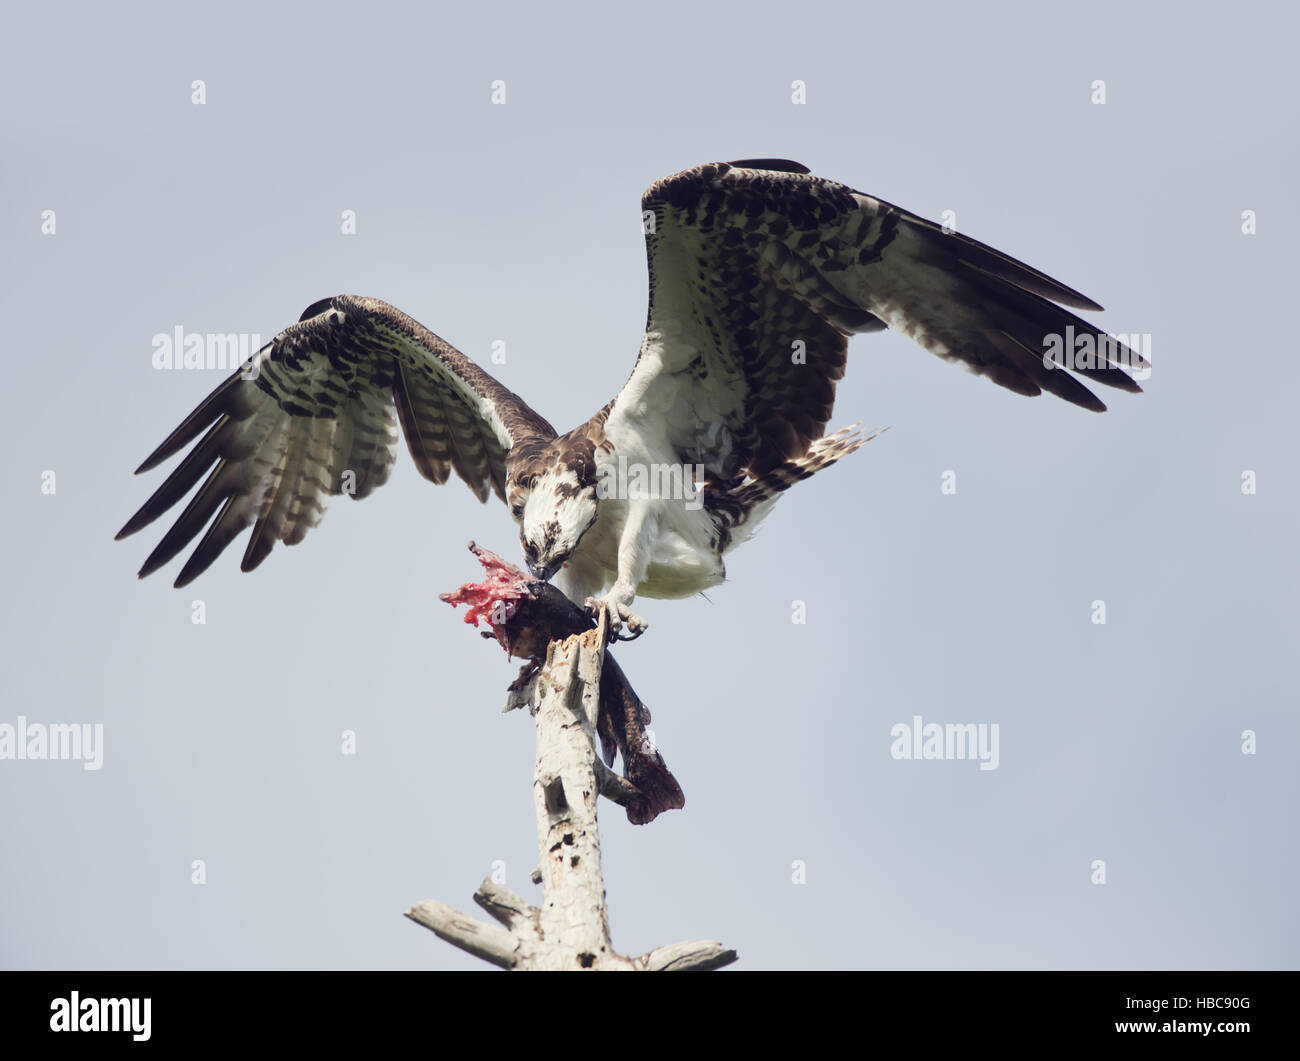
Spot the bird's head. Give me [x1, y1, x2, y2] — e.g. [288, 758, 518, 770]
[507, 457, 599, 582]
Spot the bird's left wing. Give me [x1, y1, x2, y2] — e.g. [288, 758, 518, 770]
[611, 160, 1145, 480]
[117, 295, 555, 586]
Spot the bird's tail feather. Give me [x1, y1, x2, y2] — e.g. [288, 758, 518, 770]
[718, 424, 884, 540]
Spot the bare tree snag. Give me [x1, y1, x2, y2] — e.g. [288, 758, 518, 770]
[529, 622, 617, 967]
[406, 545, 736, 970]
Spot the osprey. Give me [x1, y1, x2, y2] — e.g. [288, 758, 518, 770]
[118, 159, 1144, 637]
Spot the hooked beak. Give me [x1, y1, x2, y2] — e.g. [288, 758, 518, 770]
[527, 557, 563, 582]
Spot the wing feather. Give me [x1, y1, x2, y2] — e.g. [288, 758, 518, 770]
[118, 295, 554, 586]
[614, 161, 1142, 478]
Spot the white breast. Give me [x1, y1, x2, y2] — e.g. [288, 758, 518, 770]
[559, 410, 728, 602]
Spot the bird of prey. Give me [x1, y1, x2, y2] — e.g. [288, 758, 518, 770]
[118, 159, 1144, 637]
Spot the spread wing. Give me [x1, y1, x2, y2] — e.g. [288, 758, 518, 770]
[613, 159, 1145, 479]
[117, 295, 555, 587]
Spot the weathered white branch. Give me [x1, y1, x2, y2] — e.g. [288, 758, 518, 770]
[404, 900, 519, 969]
[473, 877, 539, 933]
[636, 940, 739, 972]
[528, 620, 615, 968]
[409, 609, 736, 970]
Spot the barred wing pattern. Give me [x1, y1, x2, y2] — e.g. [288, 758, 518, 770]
[621, 159, 1145, 480]
[117, 295, 555, 587]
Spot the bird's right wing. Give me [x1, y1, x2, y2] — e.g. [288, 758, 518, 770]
[117, 295, 556, 587]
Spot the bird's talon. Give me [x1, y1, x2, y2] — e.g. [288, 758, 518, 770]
[584, 596, 649, 642]
[613, 603, 648, 641]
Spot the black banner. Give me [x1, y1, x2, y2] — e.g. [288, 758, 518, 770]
[0, 970, 1287, 1047]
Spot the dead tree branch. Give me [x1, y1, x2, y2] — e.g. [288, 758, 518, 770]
[407, 549, 735, 969]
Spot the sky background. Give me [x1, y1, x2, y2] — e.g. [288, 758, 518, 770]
[2, 0, 1297, 970]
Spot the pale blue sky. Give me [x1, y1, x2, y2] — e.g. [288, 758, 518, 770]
[2, 0, 1297, 969]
